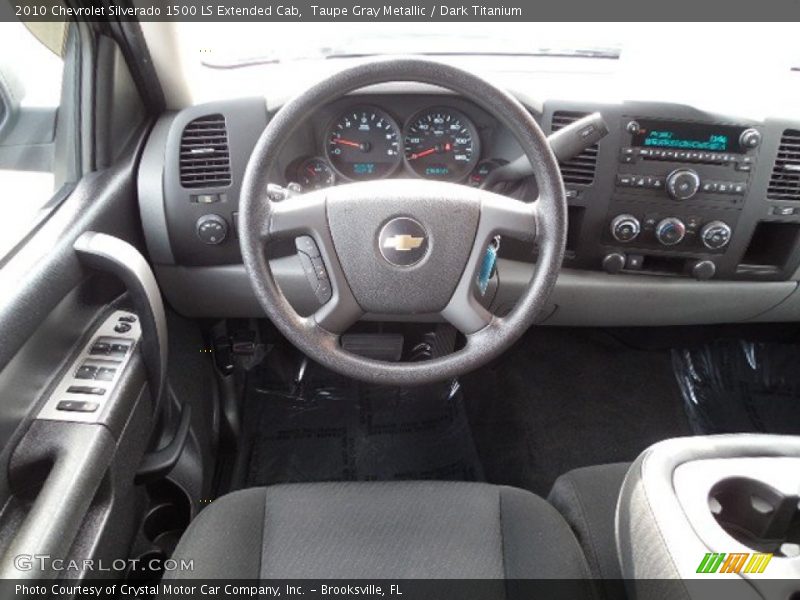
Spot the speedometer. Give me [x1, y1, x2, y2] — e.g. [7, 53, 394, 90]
[325, 107, 402, 180]
[404, 107, 480, 181]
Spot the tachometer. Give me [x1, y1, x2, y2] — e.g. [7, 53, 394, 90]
[404, 107, 480, 181]
[296, 157, 335, 190]
[325, 107, 402, 180]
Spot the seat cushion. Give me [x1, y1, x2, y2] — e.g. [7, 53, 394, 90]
[548, 463, 630, 599]
[167, 481, 594, 580]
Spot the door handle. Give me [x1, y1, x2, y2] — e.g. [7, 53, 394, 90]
[74, 232, 167, 412]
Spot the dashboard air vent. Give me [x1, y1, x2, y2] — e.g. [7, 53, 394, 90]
[551, 111, 598, 185]
[767, 129, 800, 201]
[179, 114, 232, 188]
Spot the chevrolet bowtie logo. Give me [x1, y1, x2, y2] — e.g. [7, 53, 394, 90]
[383, 234, 424, 252]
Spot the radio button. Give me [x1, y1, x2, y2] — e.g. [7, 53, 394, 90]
[685, 216, 702, 233]
[626, 254, 644, 270]
[739, 128, 762, 150]
[617, 174, 634, 187]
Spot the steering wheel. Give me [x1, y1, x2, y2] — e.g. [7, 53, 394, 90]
[239, 58, 566, 386]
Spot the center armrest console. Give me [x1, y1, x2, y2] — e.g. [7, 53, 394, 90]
[617, 434, 800, 600]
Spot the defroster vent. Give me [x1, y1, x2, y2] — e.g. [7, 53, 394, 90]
[767, 129, 800, 201]
[551, 111, 598, 185]
[179, 114, 232, 188]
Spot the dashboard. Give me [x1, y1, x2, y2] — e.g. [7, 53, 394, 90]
[138, 87, 800, 327]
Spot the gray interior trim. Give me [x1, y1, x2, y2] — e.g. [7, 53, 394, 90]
[498, 262, 797, 326]
[0, 421, 115, 579]
[137, 113, 176, 265]
[154, 259, 799, 326]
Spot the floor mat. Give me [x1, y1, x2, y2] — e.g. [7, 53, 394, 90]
[673, 340, 800, 435]
[460, 328, 691, 496]
[243, 363, 484, 486]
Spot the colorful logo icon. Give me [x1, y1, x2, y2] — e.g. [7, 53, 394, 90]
[696, 552, 772, 574]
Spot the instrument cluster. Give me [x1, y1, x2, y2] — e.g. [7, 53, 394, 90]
[285, 104, 507, 190]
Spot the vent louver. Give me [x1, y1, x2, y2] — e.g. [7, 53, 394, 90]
[767, 129, 800, 201]
[551, 111, 598, 185]
[179, 114, 232, 188]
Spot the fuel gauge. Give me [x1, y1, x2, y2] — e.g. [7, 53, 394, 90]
[297, 157, 335, 190]
[468, 159, 507, 187]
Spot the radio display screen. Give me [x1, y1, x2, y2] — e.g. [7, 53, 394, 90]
[631, 120, 744, 153]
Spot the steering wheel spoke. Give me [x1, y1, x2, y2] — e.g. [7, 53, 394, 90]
[477, 189, 539, 243]
[262, 190, 328, 241]
[441, 290, 494, 336]
[311, 285, 363, 335]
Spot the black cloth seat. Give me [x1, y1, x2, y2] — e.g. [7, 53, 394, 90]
[548, 463, 630, 599]
[167, 481, 595, 581]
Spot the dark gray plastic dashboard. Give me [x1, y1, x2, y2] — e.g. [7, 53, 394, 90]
[137, 86, 800, 326]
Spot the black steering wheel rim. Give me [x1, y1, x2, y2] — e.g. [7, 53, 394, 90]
[239, 57, 566, 385]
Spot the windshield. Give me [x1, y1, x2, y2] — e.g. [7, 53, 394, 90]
[155, 22, 800, 116]
[188, 23, 623, 67]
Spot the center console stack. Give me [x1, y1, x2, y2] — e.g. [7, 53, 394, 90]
[604, 118, 761, 280]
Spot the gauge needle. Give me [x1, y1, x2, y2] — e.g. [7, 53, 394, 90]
[333, 138, 361, 149]
[409, 143, 451, 160]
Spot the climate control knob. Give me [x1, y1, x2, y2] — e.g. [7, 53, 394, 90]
[610, 214, 641, 243]
[666, 169, 701, 200]
[655, 217, 686, 246]
[700, 220, 732, 250]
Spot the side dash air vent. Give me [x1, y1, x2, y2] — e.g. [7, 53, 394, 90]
[551, 111, 598, 185]
[179, 114, 232, 188]
[767, 129, 800, 201]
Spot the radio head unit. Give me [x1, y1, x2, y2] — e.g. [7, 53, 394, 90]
[630, 119, 748, 153]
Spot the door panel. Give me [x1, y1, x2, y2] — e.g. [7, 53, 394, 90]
[0, 19, 162, 580]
